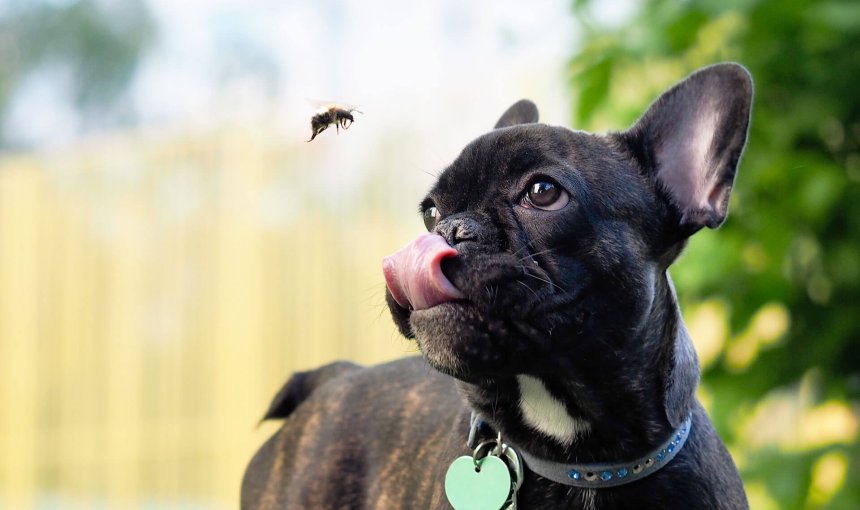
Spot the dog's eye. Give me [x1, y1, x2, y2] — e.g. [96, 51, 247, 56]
[522, 181, 569, 210]
[423, 206, 441, 231]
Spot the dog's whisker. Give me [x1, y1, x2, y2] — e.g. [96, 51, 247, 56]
[531, 285, 586, 315]
[517, 247, 557, 262]
[523, 272, 565, 292]
[516, 280, 541, 300]
[514, 264, 567, 293]
[593, 334, 621, 355]
[511, 240, 536, 258]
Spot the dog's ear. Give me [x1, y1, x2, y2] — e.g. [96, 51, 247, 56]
[495, 99, 539, 128]
[622, 63, 753, 236]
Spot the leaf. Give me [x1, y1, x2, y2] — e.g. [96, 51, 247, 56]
[571, 54, 613, 127]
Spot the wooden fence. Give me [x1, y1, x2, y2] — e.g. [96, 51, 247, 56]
[0, 127, 428, 508]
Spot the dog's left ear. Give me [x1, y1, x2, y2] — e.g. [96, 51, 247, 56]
[495, 99, 539, 128]
[622, 63, 753, 236]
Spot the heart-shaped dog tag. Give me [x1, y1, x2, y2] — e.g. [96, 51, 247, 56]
[444, 455, 511, 510]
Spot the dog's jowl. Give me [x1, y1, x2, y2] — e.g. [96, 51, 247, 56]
[242, 63, 753, 509]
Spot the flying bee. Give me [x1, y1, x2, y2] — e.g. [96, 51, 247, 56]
[307, 104, 363, 142]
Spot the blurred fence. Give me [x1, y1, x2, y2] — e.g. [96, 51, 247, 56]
[0, 127, 424, 508]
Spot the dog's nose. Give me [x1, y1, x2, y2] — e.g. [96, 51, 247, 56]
[434, 213, 490, 248]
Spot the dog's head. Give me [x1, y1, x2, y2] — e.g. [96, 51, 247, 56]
[383, 63, 752, 431]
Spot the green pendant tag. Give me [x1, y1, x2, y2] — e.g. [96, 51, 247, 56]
[444, 455, 511, 510]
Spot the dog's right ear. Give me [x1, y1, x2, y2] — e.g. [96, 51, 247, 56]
[621, 63, 753, 237]
[495, 99, 539, 128]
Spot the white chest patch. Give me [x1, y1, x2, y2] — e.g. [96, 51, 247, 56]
[517, 375, 590, 445]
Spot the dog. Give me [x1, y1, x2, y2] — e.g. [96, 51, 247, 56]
[242, 62, 753, 509]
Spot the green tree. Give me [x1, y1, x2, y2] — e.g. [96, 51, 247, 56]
[0, 0, 155, 148]
[569, 1, 860, 508]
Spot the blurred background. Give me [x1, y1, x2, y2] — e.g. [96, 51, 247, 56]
[0, 0, 857, 508]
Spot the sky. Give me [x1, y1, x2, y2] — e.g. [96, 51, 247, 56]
[0, 0, 639, 234]
[135, 0, 580, 153]
[3, 0, 639, 187]
[5, 0, 581, 150]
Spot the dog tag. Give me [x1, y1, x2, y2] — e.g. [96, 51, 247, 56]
[444, 455, 511, 510]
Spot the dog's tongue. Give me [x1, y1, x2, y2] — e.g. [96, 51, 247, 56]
[383, 233, 464, 311]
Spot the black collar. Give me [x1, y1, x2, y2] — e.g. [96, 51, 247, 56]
[467, 413, 692, 488]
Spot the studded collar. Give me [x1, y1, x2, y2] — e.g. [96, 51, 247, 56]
[467, 413, 692, 488]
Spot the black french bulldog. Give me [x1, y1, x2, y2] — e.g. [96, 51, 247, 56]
[242, 63, 753, 509]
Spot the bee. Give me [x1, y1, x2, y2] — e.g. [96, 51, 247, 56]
[307, 104, 363, 142]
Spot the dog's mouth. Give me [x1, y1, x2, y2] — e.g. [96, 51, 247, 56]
[383, 233, 573, 378]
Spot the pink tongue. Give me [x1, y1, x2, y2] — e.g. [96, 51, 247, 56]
[382, 233, 465, 311]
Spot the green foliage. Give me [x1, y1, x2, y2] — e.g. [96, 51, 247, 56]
[0, 0, 155, 146]
[569, 1, 860, 507]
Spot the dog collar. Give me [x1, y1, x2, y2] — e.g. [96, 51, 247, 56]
[468, 413, 692, 489]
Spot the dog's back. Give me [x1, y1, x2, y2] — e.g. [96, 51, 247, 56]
[241, 357, 469, 509]
[259, 361, 362, 421]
